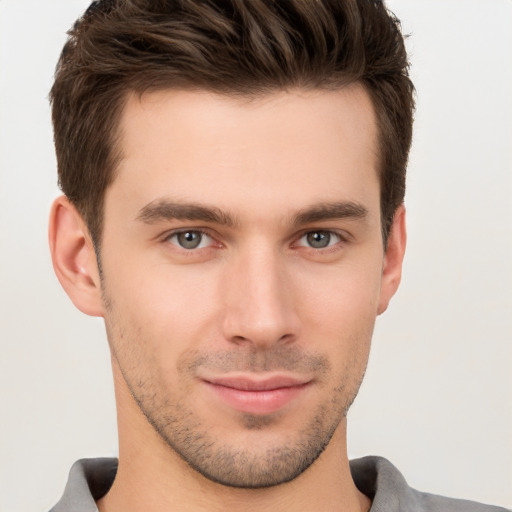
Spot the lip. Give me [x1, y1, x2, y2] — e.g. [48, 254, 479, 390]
[202, 374, 311, 415]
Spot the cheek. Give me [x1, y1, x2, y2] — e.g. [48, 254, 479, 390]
[291, 259, 381, 385]
[294, 259, 382, 333]
[103, 259, 222, 367]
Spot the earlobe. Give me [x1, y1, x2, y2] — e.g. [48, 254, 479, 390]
[48, 195, 104, 317]
[377, 204, 407, 315]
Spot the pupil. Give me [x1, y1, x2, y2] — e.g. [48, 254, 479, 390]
[178, 231, 201, 249]
[307, 231, 330, 248]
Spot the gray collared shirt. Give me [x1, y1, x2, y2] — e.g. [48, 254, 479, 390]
[50, 456, 510, 511]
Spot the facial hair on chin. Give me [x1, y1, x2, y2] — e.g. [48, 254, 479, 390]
[114, 343, 367, 488]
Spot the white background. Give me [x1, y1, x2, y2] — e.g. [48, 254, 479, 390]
[0, 1, 511, 511]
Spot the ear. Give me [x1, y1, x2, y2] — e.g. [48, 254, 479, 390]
[377, 204, 407, 315]
[48, 195, 104, 317]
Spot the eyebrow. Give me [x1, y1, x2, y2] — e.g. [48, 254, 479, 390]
[136, 200, 237, 227]
[136, 199, 368, 228]
[292, 201, 369, 226]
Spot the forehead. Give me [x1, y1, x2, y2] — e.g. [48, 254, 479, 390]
[109, 86, 380, 222]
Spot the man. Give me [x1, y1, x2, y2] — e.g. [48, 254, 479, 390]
[47, 1, 508, 511]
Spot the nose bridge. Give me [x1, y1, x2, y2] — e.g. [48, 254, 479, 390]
[221, 242, 298, 347]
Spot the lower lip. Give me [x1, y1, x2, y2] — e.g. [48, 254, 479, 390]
[204, 382, 309, 415]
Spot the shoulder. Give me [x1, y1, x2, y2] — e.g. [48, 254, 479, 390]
[50, 458, 118, 512]
[350, 456, 510, 512]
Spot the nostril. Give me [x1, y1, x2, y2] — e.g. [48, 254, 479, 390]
[230, 335, 250, 345]
[277, 333, 296, 345]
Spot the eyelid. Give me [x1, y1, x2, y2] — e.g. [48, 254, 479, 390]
[159, 226, 350, 252]
[293, 228, 349, 245]
[298, 230, 339, 248]
[163, 228, 218, 250]
[161, 225, 215, 239]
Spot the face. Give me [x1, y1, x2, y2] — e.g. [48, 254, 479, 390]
[97, 86, 400, 487]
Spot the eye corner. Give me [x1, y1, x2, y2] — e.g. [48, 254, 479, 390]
[163, 229, 218, 251]
[295, 229, 344, 249]
[289, 228, 354, 261]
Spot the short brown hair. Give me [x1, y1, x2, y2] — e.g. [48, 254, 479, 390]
[50, 0, 414, 247]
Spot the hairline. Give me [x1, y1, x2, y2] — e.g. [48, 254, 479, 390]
[89, 80, 389, 256]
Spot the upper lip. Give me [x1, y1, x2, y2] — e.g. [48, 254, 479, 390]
[203, 374, 311, 391]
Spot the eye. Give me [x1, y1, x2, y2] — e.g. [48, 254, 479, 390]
[167, 230, 213, 250]
[297, 230, 341, 249]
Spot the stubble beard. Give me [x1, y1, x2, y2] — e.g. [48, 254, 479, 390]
[132, 384, 354, 488]
[115, 349, 367, 489]
[103, 293, 370, 489]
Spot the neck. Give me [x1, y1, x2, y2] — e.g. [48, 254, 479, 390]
[98, 365, 371, 512]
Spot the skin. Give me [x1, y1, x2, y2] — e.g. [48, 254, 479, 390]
[49, 85, 406, 512]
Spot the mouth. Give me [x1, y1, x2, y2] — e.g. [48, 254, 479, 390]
[202, 374, 312, 415]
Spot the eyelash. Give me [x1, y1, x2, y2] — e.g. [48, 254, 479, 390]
[294, 230, 345, 250]
[163, 229, 217, 251]
[163, 228, 348, 254]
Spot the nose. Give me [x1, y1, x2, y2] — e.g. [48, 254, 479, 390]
[220, 246, 300, 349]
